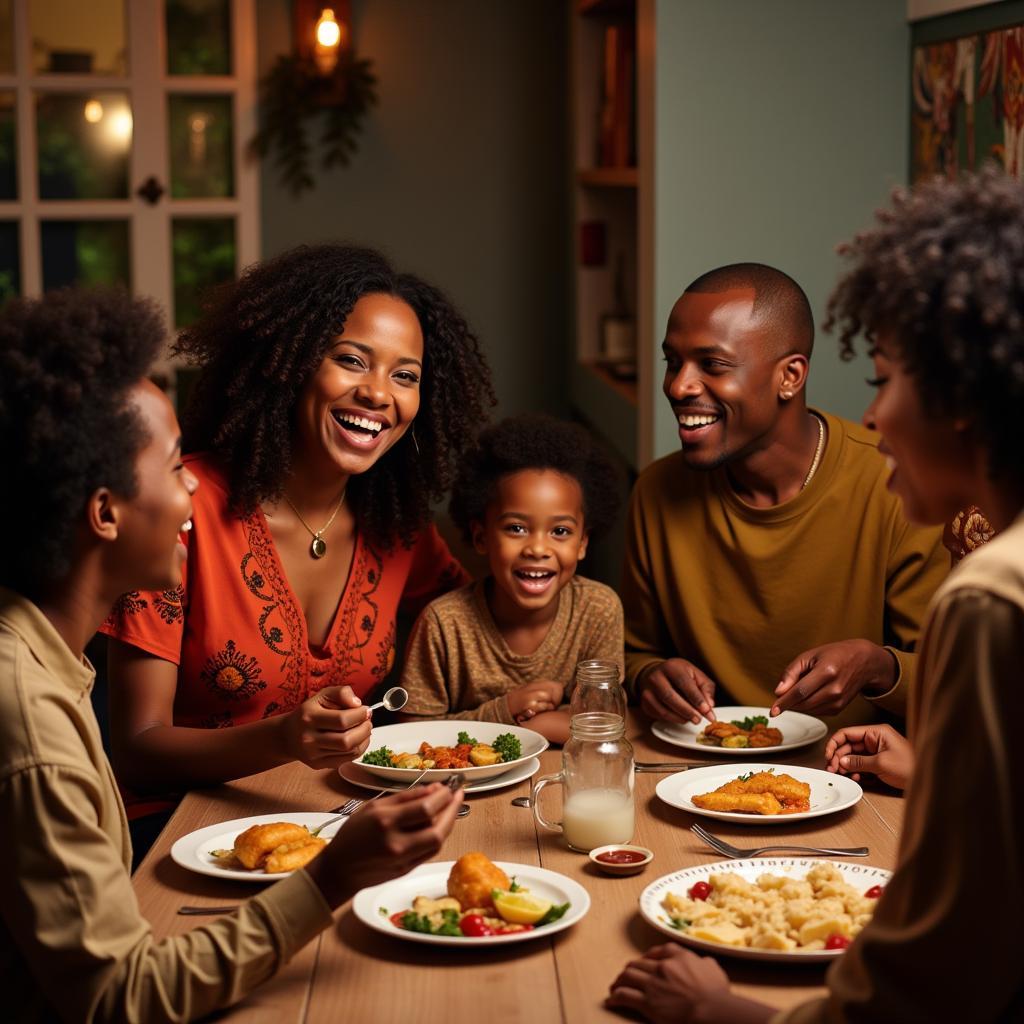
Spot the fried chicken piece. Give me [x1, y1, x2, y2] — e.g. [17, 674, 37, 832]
[692, 791, 783, 815]
[447, 852, 510, 910]
[718, 771, 810, 804]
[233, 822, 312, 869]
[698, 721, 745, 746]
[747, 724, 784, 748]
[264, 837, 326, 873]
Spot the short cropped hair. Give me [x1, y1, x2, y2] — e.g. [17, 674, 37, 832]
[448, 414, 622, 543]
[685, 262, 815, 357]
[0, 288, 164, 592]
[826, 166, 1024, 481]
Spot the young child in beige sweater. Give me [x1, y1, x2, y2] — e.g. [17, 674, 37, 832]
[400, 414, 624, 743]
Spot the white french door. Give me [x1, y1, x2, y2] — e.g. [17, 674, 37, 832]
[0, 0, 258, 386]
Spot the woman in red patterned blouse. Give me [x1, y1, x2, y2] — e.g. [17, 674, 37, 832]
[103, 245, 494, 826]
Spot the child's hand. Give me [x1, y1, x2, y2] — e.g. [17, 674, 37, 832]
[824, 723, 913, 790]
[507, 680, 564, 721]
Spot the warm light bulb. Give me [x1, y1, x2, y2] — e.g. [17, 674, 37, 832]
[84, 99, 103, 123]
[315, 8, 341, 48]
[109, 108, 132, 142]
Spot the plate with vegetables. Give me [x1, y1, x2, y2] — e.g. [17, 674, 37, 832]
[338, 755, 541, 794]
[358, 721, 548, 783]
[651, 707, 826, 756]
[353, 853, 590, 947]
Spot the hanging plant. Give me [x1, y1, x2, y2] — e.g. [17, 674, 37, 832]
[250, 50, 377, 197]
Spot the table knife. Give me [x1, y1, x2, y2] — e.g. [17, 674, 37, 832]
[634, 761, 731, 772]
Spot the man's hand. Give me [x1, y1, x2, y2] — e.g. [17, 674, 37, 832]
[772, 640, 897, 717]
[607, 944, 773, 1024]
[638, 659, 716, 725]
[306, 782, 461, 909]
[280, 685, 372, 769]
[825, 723, 913, 790]
[508, 680, 564, 721]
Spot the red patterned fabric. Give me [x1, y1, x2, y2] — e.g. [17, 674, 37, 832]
[100, 454, 467, 815]
[942, 505, 996, 566]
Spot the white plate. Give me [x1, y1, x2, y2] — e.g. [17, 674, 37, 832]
[358, 720, 548, 783]
[353, 860, 590, 947]
[639, 859, 892, 962]
[655, 763, 862, 824]
[170, 812, 347, 883]
[339, 756, 541, 794]
[652, 706, 827, 756]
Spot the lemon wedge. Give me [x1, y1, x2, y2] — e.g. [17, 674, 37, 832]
[492, 891, 552, 925]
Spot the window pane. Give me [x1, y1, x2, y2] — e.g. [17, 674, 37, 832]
[29, 0, 126, 75]
[41, 220, 130, 291]
[0, 0, 13, 74]
[37, 92, 131, 200]
[172, 217, 235, 327]
[0, 91, 15, 199]
[0, 221, 19, 304]
[167, 0, 231, 76]
[168, 94, 233, 198]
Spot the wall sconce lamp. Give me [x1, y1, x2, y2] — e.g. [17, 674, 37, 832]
[294, 0, 351, 79]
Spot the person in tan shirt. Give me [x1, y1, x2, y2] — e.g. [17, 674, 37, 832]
[608, 168, 1024, 1024]
[623, 262, 947, 732]
[402, 415, 624, 744]
[0, 289, 460, 1023]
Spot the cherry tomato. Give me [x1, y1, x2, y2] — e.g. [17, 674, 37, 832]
[864, 885, 885, 899]
[389, 912, 407, 929]
[459, 914, 495, 937]
[825, 933, 851, 950]
[688, 881, 712, 901]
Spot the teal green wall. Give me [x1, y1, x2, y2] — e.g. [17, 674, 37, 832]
[652, 0, 910, 457]
[256, 0, 570, 419]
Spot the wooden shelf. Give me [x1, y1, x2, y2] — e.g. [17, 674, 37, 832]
[578, 0, 635, 16]
[582, 360, 638, 405]
[577, 166, 638, 188]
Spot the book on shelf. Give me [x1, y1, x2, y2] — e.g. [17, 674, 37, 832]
[597, 21, 635, 168]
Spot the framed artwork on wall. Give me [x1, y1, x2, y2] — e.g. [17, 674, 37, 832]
[912, 3, 1024, 180]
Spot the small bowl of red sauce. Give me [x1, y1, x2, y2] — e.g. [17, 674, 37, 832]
[589, 844, 654, 876]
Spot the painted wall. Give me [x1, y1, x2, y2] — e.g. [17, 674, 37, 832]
[256, 0, 570, 420]
[652, 0, 910, 457]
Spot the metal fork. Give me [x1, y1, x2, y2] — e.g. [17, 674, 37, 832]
[329, 768, 431, 817]
[690, 823, 869, 858]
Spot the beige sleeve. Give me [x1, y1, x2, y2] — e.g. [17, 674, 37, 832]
[775, 589, 1024, 1023]
[0, 763, 332, 1024]
[621, 485, 671, 696]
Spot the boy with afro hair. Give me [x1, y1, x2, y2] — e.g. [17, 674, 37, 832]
[400, 414, 624, 744]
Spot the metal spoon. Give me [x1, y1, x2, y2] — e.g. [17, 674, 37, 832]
[511, 796, 532, 808]
[366, 686, 408, 713]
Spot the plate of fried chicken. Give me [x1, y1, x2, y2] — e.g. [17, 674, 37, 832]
[656, 764, 862, 824]
[651, 706, 827, 756]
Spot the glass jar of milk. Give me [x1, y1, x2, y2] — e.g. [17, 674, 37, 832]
[531, 712, 634, 852]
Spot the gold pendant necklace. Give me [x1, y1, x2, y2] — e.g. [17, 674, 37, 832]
[283, 488, 346, 559]
[801, 414, 826, 489]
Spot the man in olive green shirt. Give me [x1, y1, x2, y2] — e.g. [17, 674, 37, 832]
[623, 264, 947, 730]
[0, 290, 460, 1022]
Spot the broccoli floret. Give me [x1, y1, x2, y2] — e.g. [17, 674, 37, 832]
[732, 715, 769, 730]
[399, 909, 460, 936]
[361, 746, 394, 767]
[493, 733, 521, 762]
[457, 730, 477, 746]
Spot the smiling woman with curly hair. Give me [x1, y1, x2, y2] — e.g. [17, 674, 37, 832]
[101, 244, 495, 840]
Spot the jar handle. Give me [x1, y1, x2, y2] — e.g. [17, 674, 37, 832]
[531, 772, 564, 833]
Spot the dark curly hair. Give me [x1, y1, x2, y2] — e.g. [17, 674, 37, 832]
[0, 288, 164, 593]
[175, 244, 495, 546]
[826, 165, 1024, 481]
[448, 414, 622, 544]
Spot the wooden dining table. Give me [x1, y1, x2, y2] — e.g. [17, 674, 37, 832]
[132, 712, 903, 1023]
